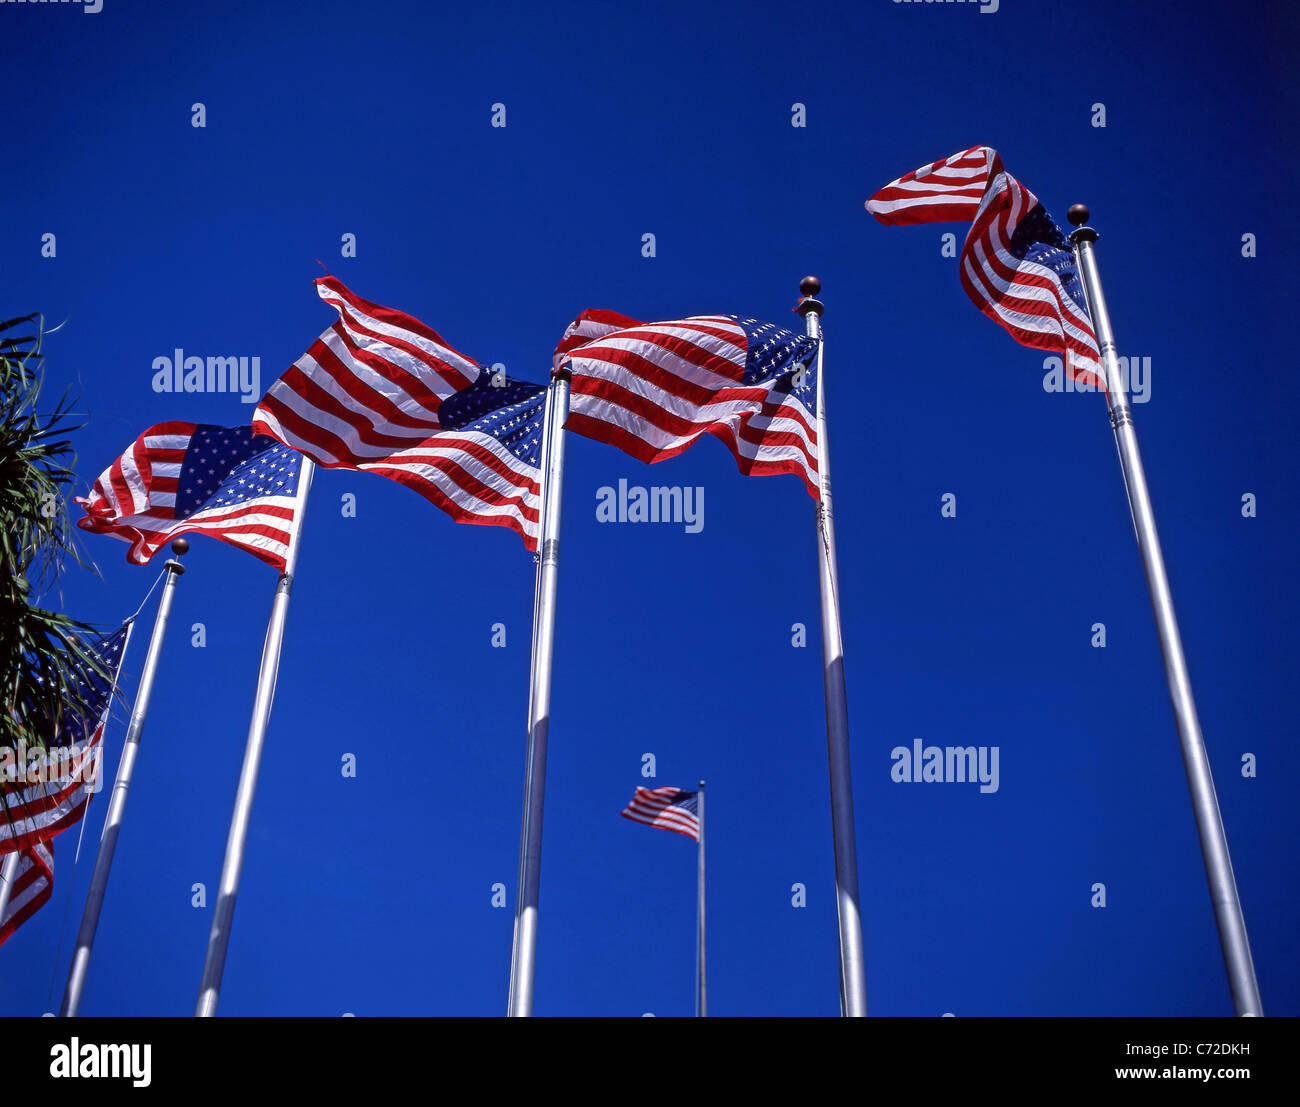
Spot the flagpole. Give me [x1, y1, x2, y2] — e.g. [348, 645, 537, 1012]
[195, 458, 315, 1017]
[59, 540, 188, 1016]
[1067, 206, 1263, 1017]
[523, 382, 556, 768]
[697, 779, 706, 1018]
[507, 370, 570, 1017]
[796, 276, 868, 1017]
[0, 853, 18, 920]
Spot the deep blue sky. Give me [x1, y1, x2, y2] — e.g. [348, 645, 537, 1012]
[3, 0, 1296, 1017]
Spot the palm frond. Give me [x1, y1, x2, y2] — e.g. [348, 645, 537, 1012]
[0, 312, 108, 766]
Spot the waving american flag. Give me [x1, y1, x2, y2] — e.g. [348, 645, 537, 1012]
[866, 145, 1104, 391]
[1, 621, 131, 855]
[78, 424, 306, 570]
[0, 841, 53, 947]
[252, 278, 546, 549]
[621, 786, 701, 841]
[556, 310, 820, 497]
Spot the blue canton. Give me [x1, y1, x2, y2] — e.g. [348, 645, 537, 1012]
[1008, 204, 1091, 321]
[45, 623, 131, 749]
[734, 316, 819, 414]
[670, 790, 700, 816]
[436, 375, 548, 469]
[176, 426, 303, 517]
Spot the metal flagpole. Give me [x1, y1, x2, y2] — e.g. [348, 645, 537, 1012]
[523, 382, 556, 775]
[796, 276, 868, 1017]
[0, 853, 18, 920]
[60, 540, 188, 1016]
[507, 369, 570, 1017]
[195, 458, 315, 1017]
[697, 780, 706, 1018]
[1067, 206, 1263, 1017]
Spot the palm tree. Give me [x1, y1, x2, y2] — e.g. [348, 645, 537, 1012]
[1, 312, 107, 791]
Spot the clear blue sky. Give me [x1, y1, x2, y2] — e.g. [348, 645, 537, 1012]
[3, 0, 1296, 1017]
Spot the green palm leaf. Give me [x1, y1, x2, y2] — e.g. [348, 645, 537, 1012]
[1, 313, 110, 835]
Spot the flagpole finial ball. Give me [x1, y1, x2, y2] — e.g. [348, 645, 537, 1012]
[171, 537, 190, 556]
[799, 276, 821, 297]
[1067, 204, 1091, 226]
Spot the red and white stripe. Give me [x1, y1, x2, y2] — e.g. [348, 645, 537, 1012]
[1, 624, 131, 855]
[0, 841, 54, 947]
[0, 730, 103, 854]
[253, 278, 542, 549]
[620, 786, 700, 841]
[76, 422, 299, 569]
[867, 145, 1104, 390]
[864, 146, 994, 225]
[558, 312, 820, 497]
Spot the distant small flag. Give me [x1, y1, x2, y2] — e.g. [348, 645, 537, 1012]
[0, 622, 131, 854]
[252, 278, 547, 548]
[557, 311, 820, 497]
[621, 786, 701, 841]
[78, 424, 305, 569]
[0, 841, 53, 947]
[866, 145, 1104, 390]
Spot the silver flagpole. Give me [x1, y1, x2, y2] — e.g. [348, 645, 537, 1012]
[697, 779, 706, 1018]
[195, 458, 315, 1017]
[0, 852, 19, 920]
[507, 370, 570, 1017]
[60, 540, 188, 1016]
[796, 276, 868, 1017]
[522, 383, 556, 776]
[1067, 205, 1263, 1017]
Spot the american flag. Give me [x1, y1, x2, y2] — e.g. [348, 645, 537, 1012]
[866, 146, 1104, 391]
[556, 310, 821, 497]
[1, 622, 131, 855]
[0, 841, 53, 947]
[252, 278, 547, 549]
[620, 786, 701, 841]
[77, 424, 305, 570]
